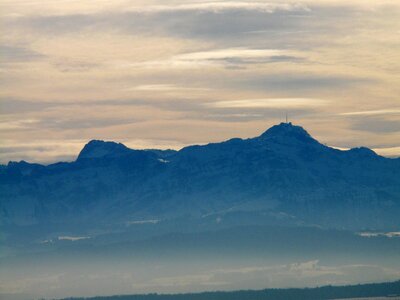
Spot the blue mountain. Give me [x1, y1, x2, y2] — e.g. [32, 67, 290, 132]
[1, 122, 399, 230]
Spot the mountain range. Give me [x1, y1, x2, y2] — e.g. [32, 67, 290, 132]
[1, 122, 400, 230]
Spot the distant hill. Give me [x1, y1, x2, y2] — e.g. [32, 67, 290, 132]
[59, 280, 400, 300]
[1, 122, 400, 230]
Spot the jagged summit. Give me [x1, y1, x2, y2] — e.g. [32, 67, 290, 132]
[259, 122, 317, 144]
[77, 140, 130, 160]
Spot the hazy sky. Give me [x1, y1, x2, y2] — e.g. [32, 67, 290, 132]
[1, 0, 400, 163]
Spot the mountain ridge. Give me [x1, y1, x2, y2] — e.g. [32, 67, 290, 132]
[1, 122, 399, 230]
[2, 122, 392, 167]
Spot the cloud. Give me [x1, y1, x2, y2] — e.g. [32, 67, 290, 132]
[340, 109, 400, 116]
[177, 48, 289, 61]
[127, 2, 310, 14]
[0, 118, 40, 130]
[2, 2, 310, 17]
[373, 146, 400, 158]
[0, 45, 44, 63]
[173, 48, 304, 66]
[7, 2, 311, 39]
[51, 60, 100, 73]
[1, 0, 399, 163]
[126, 84, 209, 92]
[339, 110, 400, 136]
[0, 140, 85, 164]
[2, 0, 396, 19]
[116, 48, 304, 70]
[350, 117, 400, 133]
[0, 115, 140, 131]
[0, 98, 61, 114]
[207, 98, 328, 109]
[232, 74, 374, 92]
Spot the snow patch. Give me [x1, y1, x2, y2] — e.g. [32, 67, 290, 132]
[158, 158, 169, 163]
[126, 219, 160, 226]
[39, 239, 54, 244]
[58, 236, 90, 241]
[358, 231, 400, 238]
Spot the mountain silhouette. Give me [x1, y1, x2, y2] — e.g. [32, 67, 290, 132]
[1, 122, 399, 230]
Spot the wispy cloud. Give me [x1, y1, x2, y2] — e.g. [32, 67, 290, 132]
[174, 48, 303, 64]
[208, 98, 328, 109]
[0, 1, 310, 17]
[127, 2, 310, 14]
[340, 109, 400, 116]
[117, 48, 304, 69]
[126, 84, 209, 92]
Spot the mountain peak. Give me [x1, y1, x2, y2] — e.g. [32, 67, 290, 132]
[348, 146, 377, 157]
[77, 140, 130, 161]
[259, 122, 316, 143]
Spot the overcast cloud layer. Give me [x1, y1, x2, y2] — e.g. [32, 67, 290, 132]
[1, 0, 400, 163]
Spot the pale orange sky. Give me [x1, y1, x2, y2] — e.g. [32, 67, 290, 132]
[1, 1, 400, 163]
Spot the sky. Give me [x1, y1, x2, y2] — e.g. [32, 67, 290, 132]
[1, 0, 400, 163]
